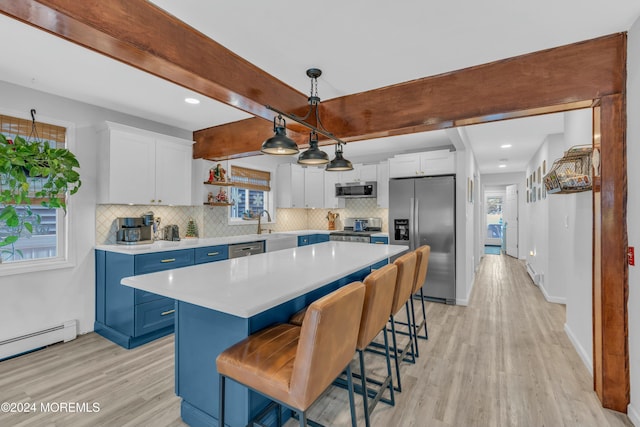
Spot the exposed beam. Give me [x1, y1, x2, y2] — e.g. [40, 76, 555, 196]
[0, 0, 308, 121]
[194, 34, 625, 159]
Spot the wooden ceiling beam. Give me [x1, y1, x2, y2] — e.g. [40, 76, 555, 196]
[0, 0, 308, 121]
[193, 33, 625, 159]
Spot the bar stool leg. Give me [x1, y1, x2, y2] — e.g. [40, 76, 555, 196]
[358, 350, 371, 427]
[299, 411, 307, 427]
[219, 374, 226, 427]
[404, 303, 416, 364]
[420, 288, 428, 340]
[410, 297, 420, 357]
[346, 364, 358, 427]
[382, 327, 395, 406]
[389, 315, 402, 392]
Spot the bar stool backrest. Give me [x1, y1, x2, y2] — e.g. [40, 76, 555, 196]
[391, 252, 418, 315]
[290, 281, 365, 410]
[413, 245, 431, 293]
[358, 263, 398, 350]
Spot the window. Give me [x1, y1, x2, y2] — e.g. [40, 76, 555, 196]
[1, 113, 68, 265]
[227, 165, 272, 221]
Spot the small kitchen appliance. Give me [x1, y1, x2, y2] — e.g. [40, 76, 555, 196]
[163, 224, 181, 241]
[329, 217, 382, 243]
[116, 217, 153, 245]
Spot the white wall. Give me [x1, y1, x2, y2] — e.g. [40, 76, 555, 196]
[560, 109, 594, 374]
[0, 81, 191, 340]
[627, 16, 640, 425]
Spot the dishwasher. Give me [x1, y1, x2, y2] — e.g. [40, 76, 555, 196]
[228, 241, 265, 258]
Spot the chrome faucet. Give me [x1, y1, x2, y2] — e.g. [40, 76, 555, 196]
[257, 210, 272, 234]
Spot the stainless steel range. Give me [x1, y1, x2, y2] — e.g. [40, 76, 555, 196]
[329, 217, 382, 243]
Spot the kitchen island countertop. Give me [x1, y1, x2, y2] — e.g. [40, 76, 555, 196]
[120, 241, 405, 318]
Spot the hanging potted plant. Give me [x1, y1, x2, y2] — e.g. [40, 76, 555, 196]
[0, 124, 82, 261]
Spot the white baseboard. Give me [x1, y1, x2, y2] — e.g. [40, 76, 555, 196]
[539, 284, 567, 305]
[628, 403, 640, 426]
[0, 320, 77, 360]
[564, 323, 593, 377]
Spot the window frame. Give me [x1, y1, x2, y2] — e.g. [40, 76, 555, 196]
[226, 161, 276, 226]
[0, 108, 76, 276]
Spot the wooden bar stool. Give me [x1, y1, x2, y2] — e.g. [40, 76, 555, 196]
[217, 281, 365, 427]
[354, 263, 398, 427]
[384, 251, 417, 392]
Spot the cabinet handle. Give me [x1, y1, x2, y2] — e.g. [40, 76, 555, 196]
[161, 309, 175, 316]
[161, 258, 176, 263]
[374, 241, 384, 244]
[207, 252, 220, 256]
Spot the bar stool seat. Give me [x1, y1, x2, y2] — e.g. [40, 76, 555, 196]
[217, 282, 366, 427]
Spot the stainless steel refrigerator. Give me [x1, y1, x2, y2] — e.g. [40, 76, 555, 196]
[389, 175, 456, 304]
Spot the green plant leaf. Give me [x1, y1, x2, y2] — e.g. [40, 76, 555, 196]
[24, 222, 33, 233]
[0, 235, 19, 246]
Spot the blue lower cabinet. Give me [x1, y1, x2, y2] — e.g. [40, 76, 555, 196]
[194, 245, 229, 264]
[370, 236, 389, 269]
[297, 235, 310, 246]
[96, 247, 218, 349]
[298, 234, 329, 246]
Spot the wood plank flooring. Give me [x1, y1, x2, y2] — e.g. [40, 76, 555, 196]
[0, 254, 632, 426]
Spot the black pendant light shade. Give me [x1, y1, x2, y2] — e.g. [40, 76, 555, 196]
[261, 115, 299, 155]
[326, 143, 353, 171]
[298, 131, 329, 165]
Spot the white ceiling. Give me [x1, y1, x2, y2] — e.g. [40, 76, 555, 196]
[1, 2, 638, 172]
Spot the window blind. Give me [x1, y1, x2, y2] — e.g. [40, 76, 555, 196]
[0, 114, 66, 148]
[230, 165, 271, 191]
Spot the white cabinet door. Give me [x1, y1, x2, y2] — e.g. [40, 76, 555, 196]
[389, 156, 420, 178]
[359, 164, 378, 182]
[304, 167, 325, 208]
[340, 163, 360, 183]
[98, 122, 194, 205]
[324, 170, 345, 209]
[277, 163, 305, 208]
[155, 138, 192, 205]
[103, 129, 156, 204]
[420, 150, 455, 175]
[376, 160, 389, 208]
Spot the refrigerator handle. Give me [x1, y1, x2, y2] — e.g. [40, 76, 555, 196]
[410, 197, 415, 250]
[414, 197, 419, 249]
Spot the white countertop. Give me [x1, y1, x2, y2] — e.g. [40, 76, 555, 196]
[96, 230, 387, 255]
[121, 241, 406, 318]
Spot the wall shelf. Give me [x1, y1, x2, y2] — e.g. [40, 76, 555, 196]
[204, 202, 233, 207]
[203, 181, 234, 186]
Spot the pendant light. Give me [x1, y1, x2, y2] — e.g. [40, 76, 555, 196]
[298, 131, 329, 165]
[260, 115, 299, 155]
[262, 68, 353, 170]
[326, 142, 353, 171]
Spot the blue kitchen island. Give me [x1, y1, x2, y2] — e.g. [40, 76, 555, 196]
[120, 241, 406, 427]
[122, 242, 407, 427]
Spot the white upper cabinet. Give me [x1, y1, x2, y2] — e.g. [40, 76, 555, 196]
[97, 122, 193, 205]
[389, 149, 455, 178]
[303, 167, 325, 208]
[324, 170, 345, 209]
[339, 163, 377, 183]
[376, 160, 389, 208]
[276, 163, 305, 208]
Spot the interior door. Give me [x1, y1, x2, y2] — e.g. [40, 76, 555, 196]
[504, 184, 518, 257]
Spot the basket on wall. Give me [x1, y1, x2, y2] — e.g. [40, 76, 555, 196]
[543, 145, 593, 194]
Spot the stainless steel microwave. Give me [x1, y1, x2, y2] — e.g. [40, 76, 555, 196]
[335, 182, 377, 198]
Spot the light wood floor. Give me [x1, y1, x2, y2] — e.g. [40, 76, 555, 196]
[0, 254, 632, 427]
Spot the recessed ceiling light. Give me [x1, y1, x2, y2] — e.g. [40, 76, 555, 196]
[500, 144, 512, 149]
[185, 97, 200, 105]
[499, 164, 507, 168]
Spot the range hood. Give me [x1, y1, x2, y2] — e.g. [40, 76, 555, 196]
[335, 181, 377, 198]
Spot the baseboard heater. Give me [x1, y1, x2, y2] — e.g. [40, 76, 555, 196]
[0, 320, 77, 360]
[526, 263, 541, 285]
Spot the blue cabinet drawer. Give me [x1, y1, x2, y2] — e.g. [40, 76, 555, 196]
[135, 289, 166, 305]
[134, 298, 175, 337]
[370, 236, 389, 244]
[315, 234, 330, 243]
[194, 245, 228, 264]
[298, 235, 310, 246]
[134, 249, 194, 275]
